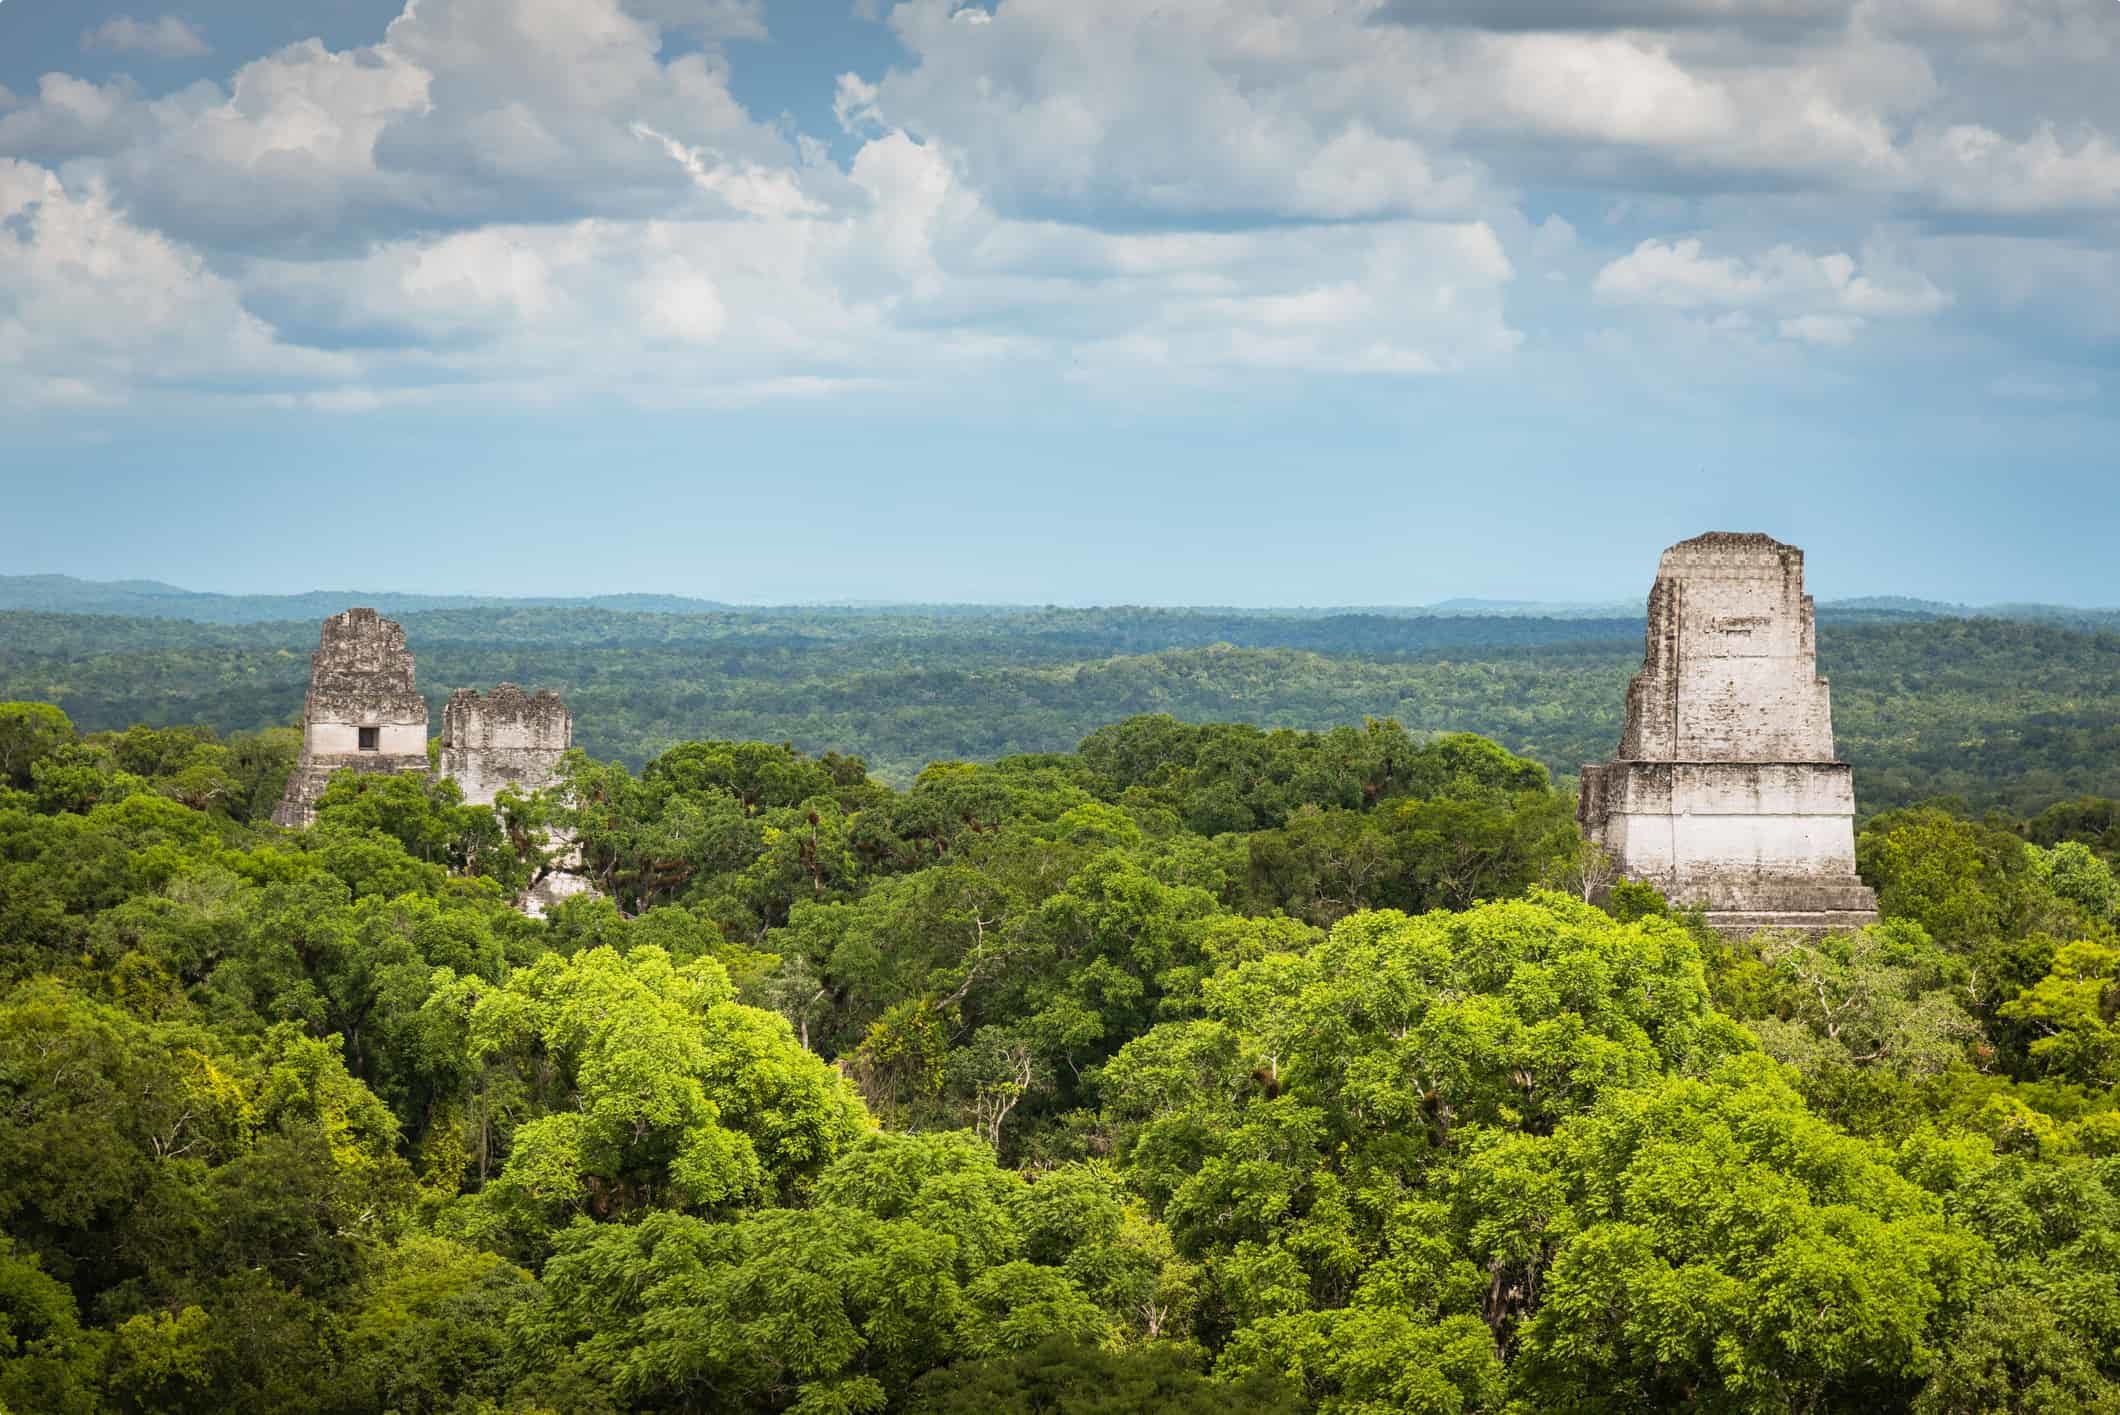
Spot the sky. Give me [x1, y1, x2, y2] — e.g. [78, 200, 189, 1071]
[0, 0, 2115, 605]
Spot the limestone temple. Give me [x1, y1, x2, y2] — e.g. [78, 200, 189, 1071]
[271, 609, 431, 827]
[1578, 533, 1879, 933]
[273, 611, 591, 913]
[439, 684, 572, 807]
[438, 682, 592, 918]
[285, 550, 1883, 932]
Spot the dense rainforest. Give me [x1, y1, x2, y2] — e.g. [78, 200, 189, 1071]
[3, 697, 2120, 1414]
[4, 603, 2118, 813]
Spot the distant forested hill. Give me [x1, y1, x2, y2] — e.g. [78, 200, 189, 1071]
[3, 603, 2115, 814]
[0, 573, 733, 621]
[8, 572, 2118, 628]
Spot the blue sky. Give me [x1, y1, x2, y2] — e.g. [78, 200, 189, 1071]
[1, 0, 2115, 604]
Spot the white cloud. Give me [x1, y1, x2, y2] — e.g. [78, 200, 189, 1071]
[0, 73, 162, 162]
[850, 0, 2120, 239]
[0, 0, 2111, 414]
[1594, 234, 1949, 348]
[640, 270, 729, 344]
[856, 0, 1492, 223]
[855, 0, 1942, 224]
[1908, 123, 2120, 215]
[11, 0, 2120, 249]
[1778, 313, 1864, 345]
[184, 121, 1522, 410]
[1594, 238, 1771, 308]
[0, 159, 346, 408]
[1380, 0, 1850, 28]
[1473, 34, 1741, 148]
[631, 123, 826, 220]
[82, 15, 212, 60]
[4, 0, 820, 252]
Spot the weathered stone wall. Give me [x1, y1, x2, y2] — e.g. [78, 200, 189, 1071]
[438, 683, 572, 807]
[1581, 533, 1878, 932]
[1616, 534, 1836, 763]
[272, 608, 431, 828]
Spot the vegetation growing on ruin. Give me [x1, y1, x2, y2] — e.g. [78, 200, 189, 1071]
[4, 698, 2120, 1412]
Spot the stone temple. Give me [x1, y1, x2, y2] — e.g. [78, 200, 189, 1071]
[1578, 533, 1879, 932]
[439, 683, 592, 918]
[439, 684, 572, 807]
[272, 609, 431, 827]
[274, 610, 591, 915]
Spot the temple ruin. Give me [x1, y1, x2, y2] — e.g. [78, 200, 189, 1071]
[438, 681, 593, 917]
[439, 684, 572, 807]
[274, 610, 591, 914]
[1578, 533, 1879, 933]
[272, 608, 431, 827]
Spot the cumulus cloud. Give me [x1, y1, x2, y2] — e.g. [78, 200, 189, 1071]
[0, 0, 2111, 412]
[1908, 123, 2120, 215]
[1595, 238, 1773, 307]
[1594, 235, 1949, 347]
[850, 0, 2120, 230]
[82, 15, 212, 60]
[1385, 0, 2113, 67]
[851, 0, 1493, 224]
[0, 159, 347, 408]
[1595, 238, 1949, 314]
[631, 123, 827, 220]
[1375, 0, 1849, 30]
[13, 0, 2120, 244]
[5, 0, 821, 253]
[0, 73, 164, 163]
[221, 129, 1521, 408]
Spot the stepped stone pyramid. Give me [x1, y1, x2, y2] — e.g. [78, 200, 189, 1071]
[1578, 532, 1879, 933]
[271, 609, 431, 827]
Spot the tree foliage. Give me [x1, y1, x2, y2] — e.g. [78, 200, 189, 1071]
[2, 698, 2118, 1410]
[9, 603, 2119, 813]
